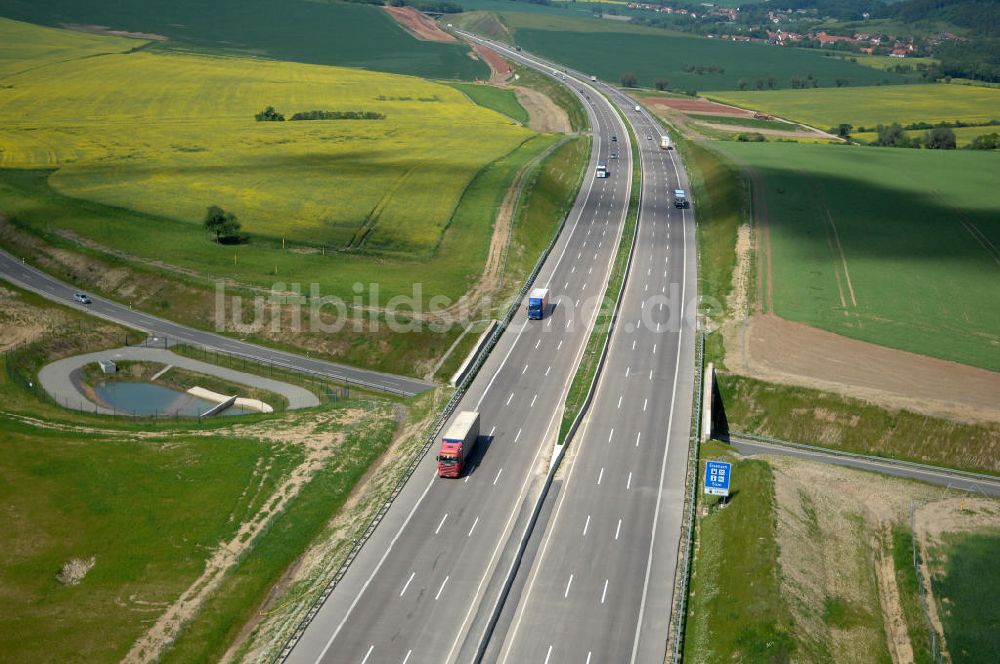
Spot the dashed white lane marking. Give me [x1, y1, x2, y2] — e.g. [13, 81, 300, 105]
[583, 514, 591, 536]
[625, 366, 630, 377]
[617, 395, 623, 409]
[557, 340, 563, 350]
[522, 364, 527, 374]
[649, 368, 653, 380]
[653, 343, 657, 354]
[636, 431, 641, 447]
[545, 365, 551, 376]
[493, 468, 503, 485]
[506, 392, 514, 406]
[597, 467, 604, 485]
[535, 339, 541, 349]
[643, 398, 648, 412]
[514, 428, 522, 443]
[530, 394, 538, 408]
[627, 472, 633, 490]
[468, 516, 479, 537]
[575, 299, 580, 307]
[632, 339, 637, 350]
[435, 575, 449, 600]
[608, 428, 614, 443]
[435, 514, 448, 535]
[564, 281, 569, 289]
[402, 650, 412, 664]
[489, 426, 496, 436]
[601, 578, 609, 604]
[564, 574, 574, 598]
[361, 645, 374, 664]
[615, 518, 622, 540]
[400, 572, 415, 597]
[586, 652, 592, 664]
[545, 645, 554, 664]
[571, 266, 576, 273]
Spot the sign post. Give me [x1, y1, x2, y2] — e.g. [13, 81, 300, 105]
[704, 460, 732, 498]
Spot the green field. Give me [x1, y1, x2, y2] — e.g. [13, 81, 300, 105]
[709, 83, 1000, 130]
[0, 0, 487, 80]
[714, 141, 1000, 372]
[930, 532, 1000, 663]
[448, 82, 529, 124]
[495, 11, 911, 91]
[689, 113, 807, 132]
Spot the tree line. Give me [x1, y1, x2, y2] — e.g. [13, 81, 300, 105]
[255, 107, 386, 122]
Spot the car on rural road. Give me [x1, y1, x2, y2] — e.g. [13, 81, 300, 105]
[73, 292, 93, 304]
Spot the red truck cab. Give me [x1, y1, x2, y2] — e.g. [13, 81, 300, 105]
[437, 411, 480, 478]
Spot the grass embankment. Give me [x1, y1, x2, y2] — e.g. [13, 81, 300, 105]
[512, 63, 589, 132]
[707, 83, 1000, 130]
[81, 360, 291, 412]
[684, 441, 795, 662]
[890, 528, 937, 664]
[671, 135, 744, 367]
[559, 109, 639, 442]
[929, 533, 1000, 663]
[717, 373, 1000, 474]
[0, 282, 403, 661]
[714, 141, 1000, 372]
[0, 2, 487, 80]
[449, 81, 529, 124]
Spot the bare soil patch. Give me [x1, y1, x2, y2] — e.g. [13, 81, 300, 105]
[473, 43, 512, 84]
[699, 121, 833, 140]
[514, 86, 571, 134]
[723, 313, 1000, 424]
[56, 556, 96, 586]
[643, 96, 752, 116]
[383, 7, 456, 43]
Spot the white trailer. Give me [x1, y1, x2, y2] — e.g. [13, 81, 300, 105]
[659, 135, 672, 150]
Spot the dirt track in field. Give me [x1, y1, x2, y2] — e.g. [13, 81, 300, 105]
[383, 6, 456, 42]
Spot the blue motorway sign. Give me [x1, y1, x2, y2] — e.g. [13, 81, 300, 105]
[704, 460, 732, 497]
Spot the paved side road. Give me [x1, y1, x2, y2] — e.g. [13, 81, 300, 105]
[0, 249, 434, 396]
[38, 346, 320, 414]
[729, 435, 1000, 496]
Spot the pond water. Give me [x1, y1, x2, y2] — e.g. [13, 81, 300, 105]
[92, 382, 252, 417]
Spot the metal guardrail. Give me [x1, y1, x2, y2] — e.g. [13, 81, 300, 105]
[272, 101, 602, 664]
[670, 333, 704, 663]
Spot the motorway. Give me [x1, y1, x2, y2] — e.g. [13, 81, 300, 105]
[287, 41, 641, 664]
[482, 80, 697, 663]
[0, 248, 432, 396]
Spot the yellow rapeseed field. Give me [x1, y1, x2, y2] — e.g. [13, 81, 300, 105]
[0, 19, 532, 254]
[707, 83, 1000, 130]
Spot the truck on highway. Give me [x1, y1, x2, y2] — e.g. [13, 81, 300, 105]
[596, 163, 608, 178]
[590, 75, 597, 81]
[659, 135, 672, 150]
[528, 287, 549, 320]
[437, 411, 480, 478]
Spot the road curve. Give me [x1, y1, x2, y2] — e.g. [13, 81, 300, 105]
[0, 248, 433, 396]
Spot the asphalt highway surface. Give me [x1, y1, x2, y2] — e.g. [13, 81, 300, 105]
[287, 40, 640, 664]
[482, 82, 697, 664]
[0, 248, 432, 396]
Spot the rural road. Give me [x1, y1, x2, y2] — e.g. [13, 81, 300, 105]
[728, 435, 1000, 497]
[0, 248, 433, 396]
[286, 38, 644, 664]
[38, 346, 320, 415]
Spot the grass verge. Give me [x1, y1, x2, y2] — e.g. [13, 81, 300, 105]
[683, 441, 796, 663]
[559, 106, 639, 442]
[891, 526, 937, 664]
[930, 532, 1000, 663]
[716, 372, 1000, 475]
[448, 81, 529, 124]
[512, 63, 588, 132]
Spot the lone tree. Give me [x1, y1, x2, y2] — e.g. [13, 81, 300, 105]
[203, 205, 242, 243]
[654, 78, 669, 91]
[924, 126, 957, 150]
[837, 123, 853, 139]
[619, 72, 638, 88]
